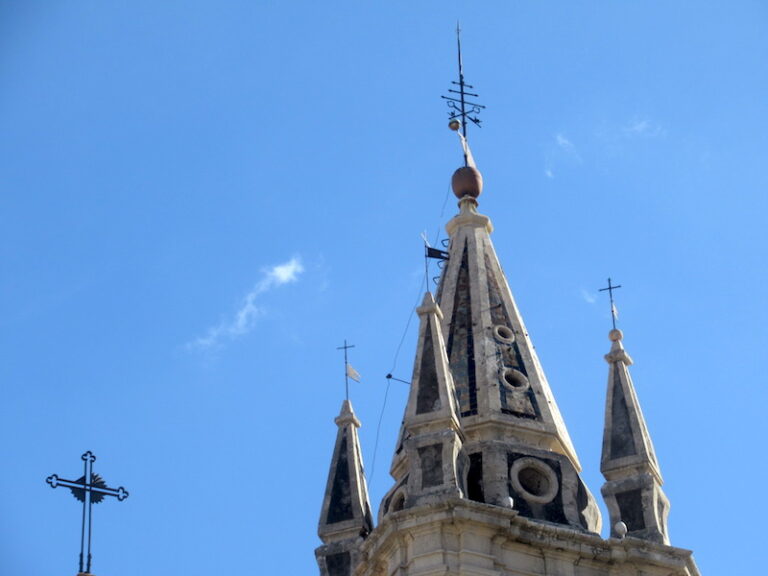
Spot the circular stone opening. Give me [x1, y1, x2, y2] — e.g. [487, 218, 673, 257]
[493, 325, 515, 344]
[502, 368, 528, 389]
[518, 467, 550, 496]
[509, 458, 559, 504]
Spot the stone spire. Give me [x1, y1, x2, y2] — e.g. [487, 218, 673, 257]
[600, 328, 670, 544]
[421, 168, 601, 530]
[380, 293, 467, 516]
[316, 400, 373, 576]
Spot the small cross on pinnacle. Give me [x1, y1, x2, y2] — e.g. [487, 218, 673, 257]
[336, 340, 357, 401]
[599, 278, 623, 330]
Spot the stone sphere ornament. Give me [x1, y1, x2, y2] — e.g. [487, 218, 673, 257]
[451, 166, 483, 199]
[614, 521, 628, 539]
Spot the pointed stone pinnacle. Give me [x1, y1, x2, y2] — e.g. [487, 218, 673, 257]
[416, 292, 443, 320]
[318, 399, 373, 547]
[335, 399, 361, 428]
[601, 331, 670, 545]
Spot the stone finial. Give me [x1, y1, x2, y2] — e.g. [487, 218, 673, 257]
[614, 521, 628, 539]
[335, 399, 361, 428]
[451, 166, 483, 199]
[605, 329, 633, 366]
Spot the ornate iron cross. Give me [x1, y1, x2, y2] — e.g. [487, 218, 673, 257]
[441, 22, 485, 166]
[46, 451, 129, 575]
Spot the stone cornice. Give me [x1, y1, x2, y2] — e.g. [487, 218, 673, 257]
[356, 498, 699, 576]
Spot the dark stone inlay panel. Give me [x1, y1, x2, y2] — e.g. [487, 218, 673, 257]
[616, 489, 646, 531]
[419, 443, 443, 488]
[467, 452, 484, 503]
[326, 552, 351, 576]
[416, 317, 440, 414]
[609, 367, 637, 459]
[447, 242, 477, 416]
[327, 430, 353, 523]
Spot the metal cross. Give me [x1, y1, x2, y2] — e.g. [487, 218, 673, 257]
[599, 277, 623, 330]
[441, 22, 485, 165]
[336, 340, 356, 401]
[46, 451, 129, 575]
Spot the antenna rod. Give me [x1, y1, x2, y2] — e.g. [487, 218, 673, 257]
[456, 22, 467, 147]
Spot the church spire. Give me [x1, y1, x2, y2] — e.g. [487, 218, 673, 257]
[316, 400, 373, 576]
[379, 41, 603, 531]
[426, 168, 601, 530]
[600, 327, 670, 544]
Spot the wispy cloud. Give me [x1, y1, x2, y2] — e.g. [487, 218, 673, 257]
[554, 132, 582, 163]
[543, 132, 582, 178]
[556, 133, 574, 151]
[623, 118, 666, 138]
[580, 288, 597, 304]
[186, 257, 304, 352]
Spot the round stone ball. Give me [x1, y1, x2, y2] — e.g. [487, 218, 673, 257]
[452, 166, 483, 199]
[609, 329, 624, 342]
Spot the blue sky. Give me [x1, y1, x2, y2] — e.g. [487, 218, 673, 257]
[2, 2, 766, 574]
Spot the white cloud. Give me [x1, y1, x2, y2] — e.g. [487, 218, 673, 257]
[554, 133, 582, 163]
[623, 118, 666, 138]
[186, 257, 304, 352]
[265, 258, 304, 286]
[556, 133, 574, 151]
[580, 288, 597, 304]
[544, 168, 555, 179]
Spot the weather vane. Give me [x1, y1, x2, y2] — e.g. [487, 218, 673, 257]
[441, 22, 485, 166]
[46, 451, 129, 575]
[599, 278, 623, 330]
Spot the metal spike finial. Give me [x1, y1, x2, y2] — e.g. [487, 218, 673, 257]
[441, 22, 485, 166]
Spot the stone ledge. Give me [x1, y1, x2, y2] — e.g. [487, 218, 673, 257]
[356, 497, 699, 576]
